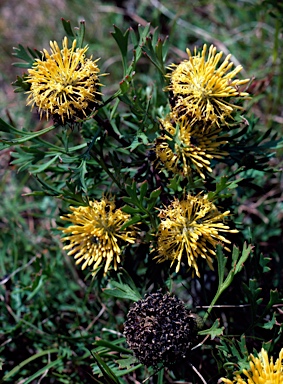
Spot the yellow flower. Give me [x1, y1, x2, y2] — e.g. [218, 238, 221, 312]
[26, 37, 105, 124]
[59, 197, 136, 275]
[154, 194, 237, 277]
[221, 348, 283, 384]
[166, 44, 249, 125]
[155, 114, 228, 178]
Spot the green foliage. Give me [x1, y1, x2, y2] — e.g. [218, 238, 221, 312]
[91, 339, 142, 383]
[198, 318, 225, 339]
[1, 3, 283, 383]
[12, 44, 42, 69]
[103, 269, 142, 302]
[61, 18, 86, 48]
[218, 335, 250, 376]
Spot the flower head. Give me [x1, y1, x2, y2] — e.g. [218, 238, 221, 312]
[26, 37, 105, 124]
[59, 197, 136, 275]
[155, 114, 228, 178]
[124, 291, 199, 368]
[221, 348, 283, 383]
[155, 194, 237, 276]
[166, 44, 249, 125]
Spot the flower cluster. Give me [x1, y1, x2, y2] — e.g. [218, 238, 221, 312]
[167, 44, 249, 125]
[155, 113, 228, 178]
[221, 348, 283, 383]
[155, 193, 237, 276]
[26, 37, 105, 125]
[59, 197, 136, 275]
[155, 44, 249, 179]
[124, 291, 200, 368]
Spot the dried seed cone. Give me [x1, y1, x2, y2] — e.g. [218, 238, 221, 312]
[124, 291, 199, 368]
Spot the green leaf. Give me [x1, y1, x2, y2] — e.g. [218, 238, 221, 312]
[242, 279, 262, 315]
[77, 159, 88, 191]
[121, 205, 141, 214]
[61, 18, 75, 39]
[21, 359, 63, 384]
[138, 23, 151, 43]
[167, 174, 183, 192]
[30, 154, 60, 174]
[2, 349, 59, 381]
[61, 19, 85, 48]
[12, 74, 30, 92]
[262, 312, 277, 329]
[118, 268, 141, 295]
[145, 187, 161, 210]
[139, 181, 148, 201]
[0, 118, 57, 145]
[125, 180, 137, 199]
[92, 353, 121, 384]
[216, 245, 228, 287]
[141, 28, 168, 76]
[148, 187, 162, 200]
[12, 44, 42, 68]
[122, 197, 135, 205]
[111, 26, 129, 76]
[35, 175, 63, 196]
[127, 131, 148, 151]
[233, 242, 253, 275]
[95, 340, 130, 355]
[207, 175, 243, 201]
[129, 26, 138, 47]
[26, 274, 48, 301]
[119, 79, 130, 94]
[203, 243, 253, 322]
[116, 355, 137, 369]
[75, 20, 86, 48]
[219, 335, 250, 373]
[198, 319, 224, 339]
[266, 289, 283, 311]
[103, 281, 141, 302]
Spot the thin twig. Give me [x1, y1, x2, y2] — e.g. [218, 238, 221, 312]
[191, 334, 210, 351]
[0, 254, 39, 285]
[85, 305, 106, 332]
[189, 363, 207, 384]
[196, 304, 251, 308]
[37, 352, 51, 384]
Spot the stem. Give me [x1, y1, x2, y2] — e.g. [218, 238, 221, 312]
[94, 114, 129, 147]
[84, 118, 123, 189]
[202, 287, 224, 323]
[102, 88, 122, 106]
[90, 150, 123, 190]
[82, 126, 103, 159]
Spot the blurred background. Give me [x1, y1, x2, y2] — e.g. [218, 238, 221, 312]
[0, 0, 282, 382]
[1, 0, 282, 124]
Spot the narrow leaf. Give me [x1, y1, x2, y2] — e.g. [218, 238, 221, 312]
[139, 181, 148, 201]
[198, 319, 224, 339]
[61, 18, 75, 39]
[92, 353, 121, 384]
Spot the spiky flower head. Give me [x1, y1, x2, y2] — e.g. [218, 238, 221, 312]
[59, 197, 136, 276]
[26, 37, 105, 125]
[155, 114, 228, 178]
[221, 348, 283, 383]
[166, 44, 249, 125]
[155, 194, 237, 277]
[124, 291, 200, 368]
